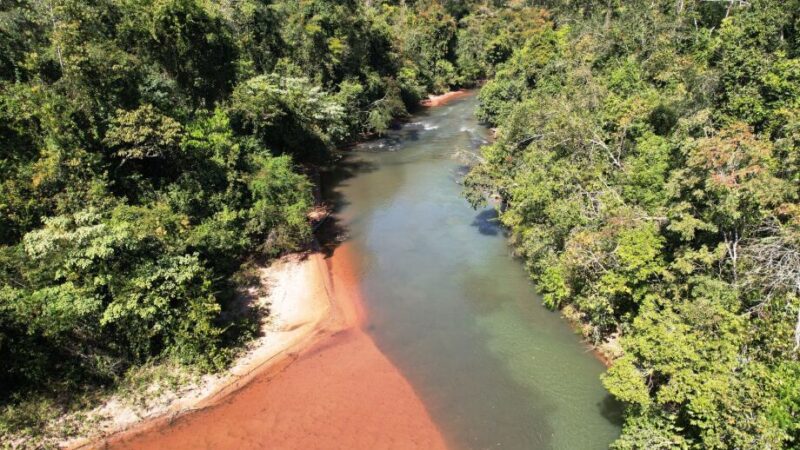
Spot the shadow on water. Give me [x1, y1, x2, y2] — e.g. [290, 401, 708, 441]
[599, 394, 625, 427]
[315, 155, 378, 257]
[471, 208, 503, 237]
[453, 164, 472, 178]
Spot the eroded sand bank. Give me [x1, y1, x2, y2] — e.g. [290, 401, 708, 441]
[92, 244, 446, 450]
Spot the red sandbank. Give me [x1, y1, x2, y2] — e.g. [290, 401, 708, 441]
[101, 244, 447, 450]
[421, 90, 471, 107]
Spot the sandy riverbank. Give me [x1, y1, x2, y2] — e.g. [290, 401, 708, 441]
[81, 244, 446, 450]
[421, 89, 471, 107]
[65, 251, 334, 449]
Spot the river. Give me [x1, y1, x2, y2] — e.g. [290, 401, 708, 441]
[319, 92, 621, 449]
[107, 92, 621, 450]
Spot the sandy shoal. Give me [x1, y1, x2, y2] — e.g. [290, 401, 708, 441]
[420, 90, 471, 107]
[89, 244, 446, 450]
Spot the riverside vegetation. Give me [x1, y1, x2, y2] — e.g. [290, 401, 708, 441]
[0, 0, 518, 445]
[464, 1, 800, 448]
[1, 0, 799, 449]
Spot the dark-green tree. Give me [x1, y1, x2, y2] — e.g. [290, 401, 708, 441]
[0, 0, 488, 445]
[466, 0, 800, 447]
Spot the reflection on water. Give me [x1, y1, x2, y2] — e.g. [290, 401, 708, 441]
[321, 94, 622, 450]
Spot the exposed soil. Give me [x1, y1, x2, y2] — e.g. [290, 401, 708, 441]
[420, 90, 471, 107]
[91, 244, 446, 450]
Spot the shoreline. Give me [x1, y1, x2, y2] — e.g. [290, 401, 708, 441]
[99, 243, 446, 450]
[67, 250, 341, 449]
[560, 304, 622, 368]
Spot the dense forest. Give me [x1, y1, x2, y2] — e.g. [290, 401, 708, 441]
[0, 0, 503, 444]
[2, 0, 800, 448]
[466, 0, 800, 448]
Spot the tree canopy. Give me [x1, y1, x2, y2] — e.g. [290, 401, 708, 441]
[0, 0, 494, 445]
[4, 0, 799, 448]
[466, 1, 800, 447]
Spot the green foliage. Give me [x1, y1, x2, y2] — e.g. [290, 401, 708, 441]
[1, 0, 503, 443]
[246, 155, 313, 255]
[124, 0, 238, 105]
[230, 73, 346, 160]
[105, 104, 184, 162]
[467, 1, 800, 447]
[396, 0, 458, 93]
[603, 355, 651, 408]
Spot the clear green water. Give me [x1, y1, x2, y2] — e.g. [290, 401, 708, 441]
[321, 94, 622, 450]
